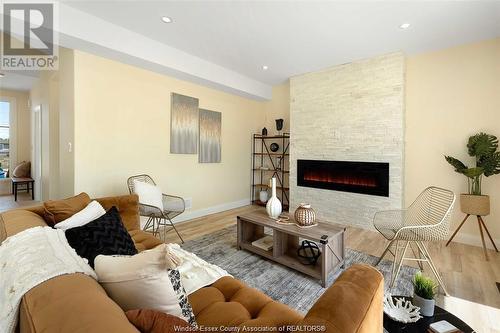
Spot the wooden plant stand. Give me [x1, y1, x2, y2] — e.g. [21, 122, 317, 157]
[446, 214, 499, 260]
[237, 210, 346, 287]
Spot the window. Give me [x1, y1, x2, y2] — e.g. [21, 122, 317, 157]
[0, 101, 10, 176]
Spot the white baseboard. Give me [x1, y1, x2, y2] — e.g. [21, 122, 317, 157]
[139, 198, 250, 229]
[450, 232, 499, 250]
[173, 198, 251, 223]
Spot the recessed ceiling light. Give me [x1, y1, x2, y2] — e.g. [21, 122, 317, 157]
[161, 16, 172, 23]
[399, 23, 411, 30]
[262, 65, 268, 71]
[0, 73, 4, 78]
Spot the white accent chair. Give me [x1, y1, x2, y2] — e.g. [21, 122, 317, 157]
[127, 174, 185, 243]
[373, 186, 455, 295]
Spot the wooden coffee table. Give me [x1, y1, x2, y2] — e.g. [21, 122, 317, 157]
[237, 210, 346, 287]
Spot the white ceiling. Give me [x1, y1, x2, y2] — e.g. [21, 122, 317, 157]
[66, 1, 500, 86]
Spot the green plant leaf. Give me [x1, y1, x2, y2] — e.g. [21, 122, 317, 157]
[467, 133, 499, 159]
[444, 156, 467, 173]
[462, 167, 484, 178]
[413, 272, 437, 300]
[480, 151, 500, 177]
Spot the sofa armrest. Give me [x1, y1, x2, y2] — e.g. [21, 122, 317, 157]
[299, 264, 384, 333]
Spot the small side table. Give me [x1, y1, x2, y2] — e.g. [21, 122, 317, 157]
[11, 177, 35, 201]
[384, 296, 474, 333]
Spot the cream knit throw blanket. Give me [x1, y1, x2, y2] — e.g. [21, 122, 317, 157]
[0, 227, 97, 333]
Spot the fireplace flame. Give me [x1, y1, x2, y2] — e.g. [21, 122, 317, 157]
[303, 172, 377, 188]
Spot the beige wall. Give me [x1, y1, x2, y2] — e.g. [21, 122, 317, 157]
[406, 38, 500, 247]
[263, 82, 290, 134]
[58, 48, 75, 198]
[71, 50, 266, 212]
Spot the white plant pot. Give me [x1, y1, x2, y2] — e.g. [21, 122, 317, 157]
[412, 294, 435, 317]
[259, 190, 269, 203]
[266, 178, 282, 219]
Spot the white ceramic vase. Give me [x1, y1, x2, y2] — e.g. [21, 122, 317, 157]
[266, 178, 282, 219]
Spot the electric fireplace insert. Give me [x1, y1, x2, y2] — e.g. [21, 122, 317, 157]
[297, 159, 389, 197]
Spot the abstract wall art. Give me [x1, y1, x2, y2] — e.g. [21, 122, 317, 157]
[199, 109, 222, 163]
[170, 93, 199, 154]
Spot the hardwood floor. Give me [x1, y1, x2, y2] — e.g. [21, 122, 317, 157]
[0, 193, 39, 211]
[165, 205, 500, 333]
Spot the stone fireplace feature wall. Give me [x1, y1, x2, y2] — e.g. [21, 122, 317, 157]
[289, 53, 405, 229]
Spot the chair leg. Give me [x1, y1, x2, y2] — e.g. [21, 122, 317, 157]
[391, 241, 409, 288]
[391, 240, 401, 286]
[417, 241, 448, 296]
[167, 217, 184, 244]
[478, 216, 499, 253]
[410, 242, 424, 270]
[376, 239, 394, 266]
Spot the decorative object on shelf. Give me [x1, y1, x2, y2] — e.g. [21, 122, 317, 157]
[170, 93, 199, 154]
[270, 142, 279, 152]
[297, 240, 321, 265]
[445, 132, 500, 260]
[266, 177, 282, 219]
[275, 118, 284, 134]
[383, 294, 422, 323]
[294, 203, 316, 227]
[276, 156, 283, 171]
[259, 190, 269, 203]
[412, 272, 437, 317]
[199, 109, 222, 163]
[261, 127, 268, 136]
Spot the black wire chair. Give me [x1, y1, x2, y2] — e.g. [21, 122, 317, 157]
[127, 174, 184, 243]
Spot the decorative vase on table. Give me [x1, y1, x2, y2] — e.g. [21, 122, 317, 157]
[266, 177, 282, 219]
[294, 203, 316, 227]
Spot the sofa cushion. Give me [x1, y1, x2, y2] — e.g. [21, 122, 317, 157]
[189, 276, 302, 329]
[0, 210, 47, 243]
[129, 229, 164, 252]
[126, 309, 194, 333]
[54, 200, 106, 231]
[43, 192, 91, 226]
[94, 250, 196, 326]
[65, 206, 137, 267]
[96, 194, 141, 231]
[19, 273, 139, 333]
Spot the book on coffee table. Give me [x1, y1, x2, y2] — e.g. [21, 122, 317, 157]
[429, 320, 461, 333]
[251, 235, 273, 251]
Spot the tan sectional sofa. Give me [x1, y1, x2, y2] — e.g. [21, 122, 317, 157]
[0, 194, 384, 333]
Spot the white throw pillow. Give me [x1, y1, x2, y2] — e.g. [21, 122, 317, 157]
[133, 180, 164, 211]
[94, 245, 196, 326]
[54, 200, 106, 231]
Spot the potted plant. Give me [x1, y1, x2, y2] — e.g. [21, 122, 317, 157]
[412, 272, 437, 317]
[445, 132, 500, 216]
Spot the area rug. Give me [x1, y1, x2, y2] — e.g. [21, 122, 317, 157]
[181, 225, 417, 313]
